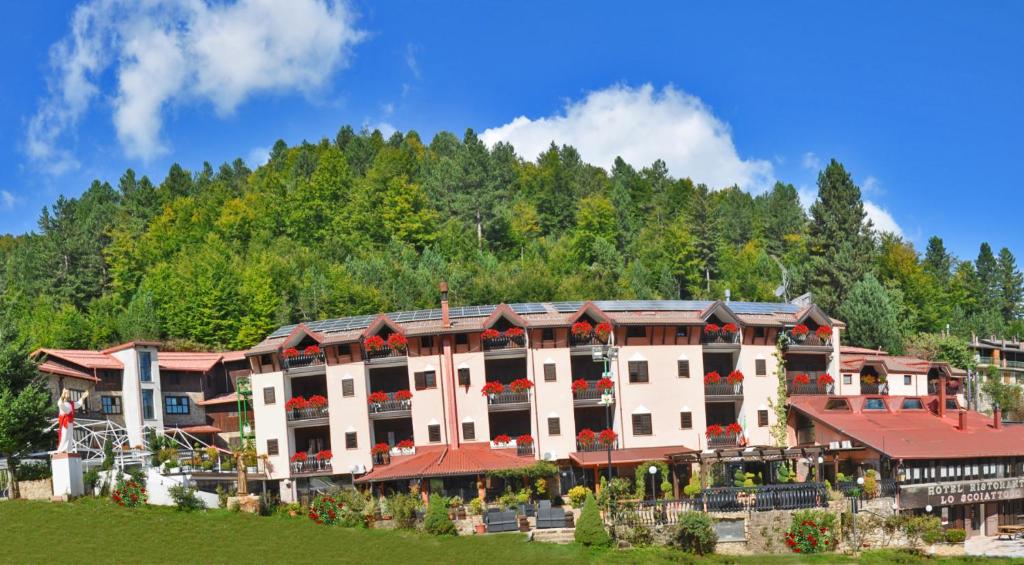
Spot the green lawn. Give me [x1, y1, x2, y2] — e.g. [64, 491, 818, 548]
[0, 498, 1013, 564]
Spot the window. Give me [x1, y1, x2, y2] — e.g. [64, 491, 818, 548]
[680, 411, 692, 429]
[843, 374, 852, 385]
[67, 388, 85, 402]
[260, 354, 272, 367]
[754, 327, 766, 339]
[342, 378, 354, 397]
[901, 398, 924, 410]
[267, 438, 279, 456]
[164, 396, 190, 415]
[904, 375, 912, 386]
[139, 351, 152, 382]
[455, 333, 468, 346]
[627, 326, 646, 338]
[946, 398, 959, 410]
[263, 387, 276, 404]
[428, 424, 442, 443]
[548, 417, 561, 436]
[101, 396, 122, 415]
[458, 367, 471, 387]
[542, 328, 554, 342]
[863, 398, 887, 410]
[462, 421, 476, 440]
[758, 409, 769, 427]
[544, 363, 557, 382]
[825, 398, 851, 411]
[677, 360, 690, 378]
[415, 371, 437, 390]
[345, 431, 357, 449]
[755, 359, 767, 376]
[632, 413, 653, 436]
[676, 326, 688, 338]
[628, 361, 649, 383]
[421, 335, 434, 348]
[141, 390, 154, 420]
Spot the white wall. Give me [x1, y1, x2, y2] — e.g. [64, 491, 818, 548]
[109, 346, 162, 446]
[327, 361, 372, 475]
[250, 369, 288, 480]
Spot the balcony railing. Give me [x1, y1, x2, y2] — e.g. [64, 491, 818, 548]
[282, 352, 326, 371]
[482, 335, 526, 352]
[707, 431, 740, 449]
[782, 332, 831, 348]
[364, 345, 407, 363]
[486, 390, 531, 410]
[569, 332, 607, 348]
[860, 382, 889, 395]
[786, 372, 834, 395]
[368, 393, 412, 418]
[977, 356, 995, 365]
[701, 331, 740, 346]
[1007, 360, 1024, 369]
[290, 457, 332, 475]
[572, 383, 615, 404]
[576, 439, 619, 452]
[516, 444, 535, 457]
[927, 382, 961, 396]
[704, 382, 743, 397]
[286, 405, 330, 422]
[372, 452, 391, 466]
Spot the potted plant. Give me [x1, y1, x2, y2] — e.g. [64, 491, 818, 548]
[878, 374, 888, 394]
[791, 324, 809, 342]
[505, 327, 525, 344]
[793, 373, 811, 388]
[469, 496, 486, 533]
[386, 333, 408, 352]
[705, 424, 724, 439]
[818, 373, 835, 394]
[509, 378, 533, 393]
[316, 450, 332, 470]
[285, 396, 308, 417]
[481, 381, 504, 398]
[726, 422, 743, 439]
[364, 335, 385, 353]
[704, 323, 720, 335]
[371, 442, 391, 463]
[282, 347, 299, 359]
[571, 379, 589, 395]
[303, 344, 321, 356]
[815, 326, 832, 343]
[481, 328, 501, 341]
[516, 434, 534, 454]
[596, 377, 614, 392]
[704, 371, 722, 385]
[367, 390, 389, 408]
[493, 434, 512, 447]
[394, 389, 413, 405]
[595, 321, 613, 342]
[308, 394, 328, 415]
[571, 321, 593, 337]
[722, 322, 738, 336]
[727, 370, 744, 393]
[396, 439, 415, 454]
[597, 428, 617, 447]
[576, 428, 596, 449]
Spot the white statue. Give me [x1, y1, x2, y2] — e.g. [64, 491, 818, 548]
[56, 388, 89, 453]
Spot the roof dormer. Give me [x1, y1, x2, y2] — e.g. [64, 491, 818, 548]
[481, 303, 528, 331]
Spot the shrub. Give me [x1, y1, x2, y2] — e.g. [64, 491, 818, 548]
[468, 496, 485, 516]
[626, 522, 655, 547]
[83, 469, 100, 493]
[784, 510, 838, 554]
[309, 494, 342, 525]
[389, 493, 421, 529]
[111, 478, 146, 508]
[424, 494, 458, 536]
[945, 528, 966, 543]
[673, 511, 717, 555]
[257, 491, 278, 516]
[682, 474, 702, 498]
[597, 477, 634, 510]
[567, 485, 591, 507]
[574, 492, 610, 546]
[15, 462, 51, 481]
[169, 485, 204, 511]
[905, 515, 943, 546]
[863, 469, 879, 499]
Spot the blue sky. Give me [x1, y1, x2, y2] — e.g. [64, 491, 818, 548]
[2, 1, 1022, 261]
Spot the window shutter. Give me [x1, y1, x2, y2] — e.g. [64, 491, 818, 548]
[458, 367, 471, 386]
[424, 371, 437, 388]
[428, 424, 441, 443]
[266, 438, 279, 456]
[758, 409, 769, 427]
[755, 359, 767, 376]
[680, 412, 693, 429]
[345, 432, 358, 449]
[548, 417, 561, 436]
[462, 422, 475, 440]
[342, 378, 354, 397]
[629, 361, 649, 383]
[263, 387, 276, 405]
[677, 360, 690, 378]
[632, 413, 652, 436]
[414, 372, 426, 390]
[544, 363, 557, 382]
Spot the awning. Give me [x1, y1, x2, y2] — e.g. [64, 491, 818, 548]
[355, 443, 537, 484]
[569, 445, 694, 468]
[195, 393, 238, 406]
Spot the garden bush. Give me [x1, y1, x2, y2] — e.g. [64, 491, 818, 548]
[111, 478, 146, 508]
[574, 492, 610, 547]
[682, 474, 702, 497]
[468, 496, 485, 516]
[389, 493, 421, 529]
[309, 494, 342, 525]
[784, 510, 838, 554]
[945, 528, 966, 543]
[168, 485, 204, 511]
[83, 469, 100, 493]
[673, 511, 717, 555]
[566, 485, 591, 507]
[424, 494, 458, 536]
[906, 515, 943, 546]
[14, 462, 51, 481]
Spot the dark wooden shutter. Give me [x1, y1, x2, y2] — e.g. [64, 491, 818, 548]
[458, 367, 471, 386]
[629, 361, 649, 383]
[462, 422, 475, 440]
[414, 372, 426, 390]
[342, 378, 355, 397]
[548, 417, 561, 436]
[632, 413, 653, 435]
[758, 409, 769, 427]
[263, 387, 276, 404]
[266, 438, 279, 456]
[680, 412, 693, 429]
[755, 359, 767, 376]
[428, 424, 441, 443]
[677, 359, 690, 378]
[345, 431, 358, 449]
[544, 363, 557, 382]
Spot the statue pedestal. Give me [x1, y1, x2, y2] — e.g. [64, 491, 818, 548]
[51, 452, 84, 500]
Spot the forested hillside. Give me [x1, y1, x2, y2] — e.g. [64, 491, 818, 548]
[0, 126, 1020, 353]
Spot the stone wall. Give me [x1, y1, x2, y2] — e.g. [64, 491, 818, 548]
[18, 479, 53, 500]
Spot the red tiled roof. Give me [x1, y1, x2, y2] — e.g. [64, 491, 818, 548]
[840, 345, 889, 355]
[841, 353, 932, 374]
[789, 395, 1024, 460]
[158, 351, 224, 373]
[100, 341, 162, 354]
[195, 392, 239, 406]
[570, 445, 695, 468]
[34, 349, 123, 370]
[220, 351, 247, 363]
[355, 443, 537, 483]
[37, 360, 100, 382]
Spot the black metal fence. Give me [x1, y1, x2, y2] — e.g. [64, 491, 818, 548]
[609, 483, 830, 526]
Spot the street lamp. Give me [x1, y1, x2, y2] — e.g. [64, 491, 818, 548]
[648, 465, 658, 501]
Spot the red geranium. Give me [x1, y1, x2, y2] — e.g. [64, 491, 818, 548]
[516, 434, 534, 446]
[282, 347, 299, 358]
[793, 373, 811, 386]
[367, 391, 389, 404]
[704, 323, 720, 334]
[722, 323, 738, 333]
[596, 377, 615, 391]
[493, 434, 512, 445]
[304, 344, 321, 356]
[705, 424, 724, 438]
[571, 321, 593, 336]
[726, 422, 743, 435]
[816, 326, 832, 339]
[364, 335, 385, 352]
[387, 333, 408, 350]
[285, 396, 308, 410]
[505, 327, 525, 338]
[598, 428, 618, 446]
[727, 370, 744, 384]
[571, 379, 589, 394]
[481, 328, 501, 340]
[370, 443, 390, 456]
[481, 381, 505, 396]
[394, 389, 413, 401]
[577, 428, 596, 446]
[291, 452, 308, 463]
[595, 322, 613, 340]
[307, 394, 328, 408]
[704, 371, 722, 385]
[509, 378, 534, 392]
[818, 373, 834, 386]
[396, 439, 415, 450]
[316, 450, 333, 461]
[792, 324, 809, 336]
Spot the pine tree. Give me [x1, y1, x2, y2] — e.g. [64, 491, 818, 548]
[997, 247, 1023, 322]
[923, 236, 953, 285]
[0, 319, 51, 499]
[574, 492, 610, 546]
[837, 273, 908, 354]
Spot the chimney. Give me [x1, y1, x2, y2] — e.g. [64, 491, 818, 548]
[958, 410, 968, 431]
[937, 376, 947, 418]
[994, 405, 1003, 429]
[439, 281, 450, 328]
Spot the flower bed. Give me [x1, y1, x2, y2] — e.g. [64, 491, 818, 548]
[112, 479, 146, 508]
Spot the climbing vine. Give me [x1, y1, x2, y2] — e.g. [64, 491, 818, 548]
[634, 460, 671, 499]
[767, 338, 789, 447]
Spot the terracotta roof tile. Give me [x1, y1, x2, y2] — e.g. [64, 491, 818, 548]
[355, 443, 536, 483]
[35, 349, 123, 370]
[37, 360, 100, 382]
[569, 445, 695, 467]
[159, 351, 224, 373]
[195, 393, 239, 406]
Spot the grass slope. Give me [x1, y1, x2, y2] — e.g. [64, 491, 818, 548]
[0, 499, 1007, 564]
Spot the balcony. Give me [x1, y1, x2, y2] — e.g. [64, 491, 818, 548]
[364, 345, 407, 365]
[1007, 360, 1024, 370]
[576, 439, 619, 452]
[282, 352, 326, 375]
[781, 331, 833, 352]
[786, 372, 835, 395]
[927, 381, 962, 396]
[977, 355, 995, 365]
[707, 431, 740, 449]
[516, 443, 535, 457]
[572, 382, 615, 406]
[482, 335, 526, 357]
[701, 330, 740, 349]
[286, 404, 330, 424]
[368, 393, 412, 420]
[569, 332, 607, 349]
[290, 456, 332, 475]
[860, 382, 889, 395]
[703, 382, 743, 398]
[487, 390, 531, 412]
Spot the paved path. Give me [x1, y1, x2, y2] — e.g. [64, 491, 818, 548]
[966, 535, 1024, 558]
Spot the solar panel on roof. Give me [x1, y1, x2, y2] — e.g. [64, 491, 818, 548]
[510, 303, 547, 315]
[551, 301, 583, 313]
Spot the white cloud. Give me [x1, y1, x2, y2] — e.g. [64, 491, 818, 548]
[246, 146, 270, 168]
[365, 121, 397, 138]
[27, 0, 365, 165]
[797, 186, 816, 211]
[405, 43, 420, 79]
[864, 200, 903, 237]
[862, 175, 883, 195]
[801, 152, 821, 171]
[480, 84, 774, 191]
[0, 190, 15, 210]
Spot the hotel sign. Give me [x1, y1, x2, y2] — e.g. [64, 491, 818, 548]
[900, 478, 1024, 508]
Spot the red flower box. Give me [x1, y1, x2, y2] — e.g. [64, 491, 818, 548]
[307, 394, 328, 408]
[704, 323, 720, 334]
[577, 428, 596, 446]
[722, 323, 738, 333]
[816, 326, 832, 339]
[595, 322, 612, 340]
[291, 452, 308, 463]
[705, 424, 724, 438]
[792, 324, 809, 336]
[818, 373, 834, 386]
[704, 371, 722, 385]
[571, 379, 589, 394]
[387, 333, 408, 350]
[303, 344, 321, 356]
[598, 428, 618, 446]
[316, 450, 333, 461]
[793, 373, 811, 386]
[571, 321, 593, 336]
[509, 378, 534, 392]
[725, 423, 743, 435]
[481, 381, 505, 396]
[282, 347, 299, 359]
[285, 396, 308, 410]
[364, 335, 385, 352]
[493, 434, 512, 445]
[370, 443, 391, 456]
[394, 389, 413, 401]
[396, 439, 414, 450]
[726, 370, 744, 385]
[596, 377, 615, 391]
[505, 327, 525, 338]
[481, 328, 501, 340]
[516, 434, 534, 445]
[367, 391, 389, 404]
